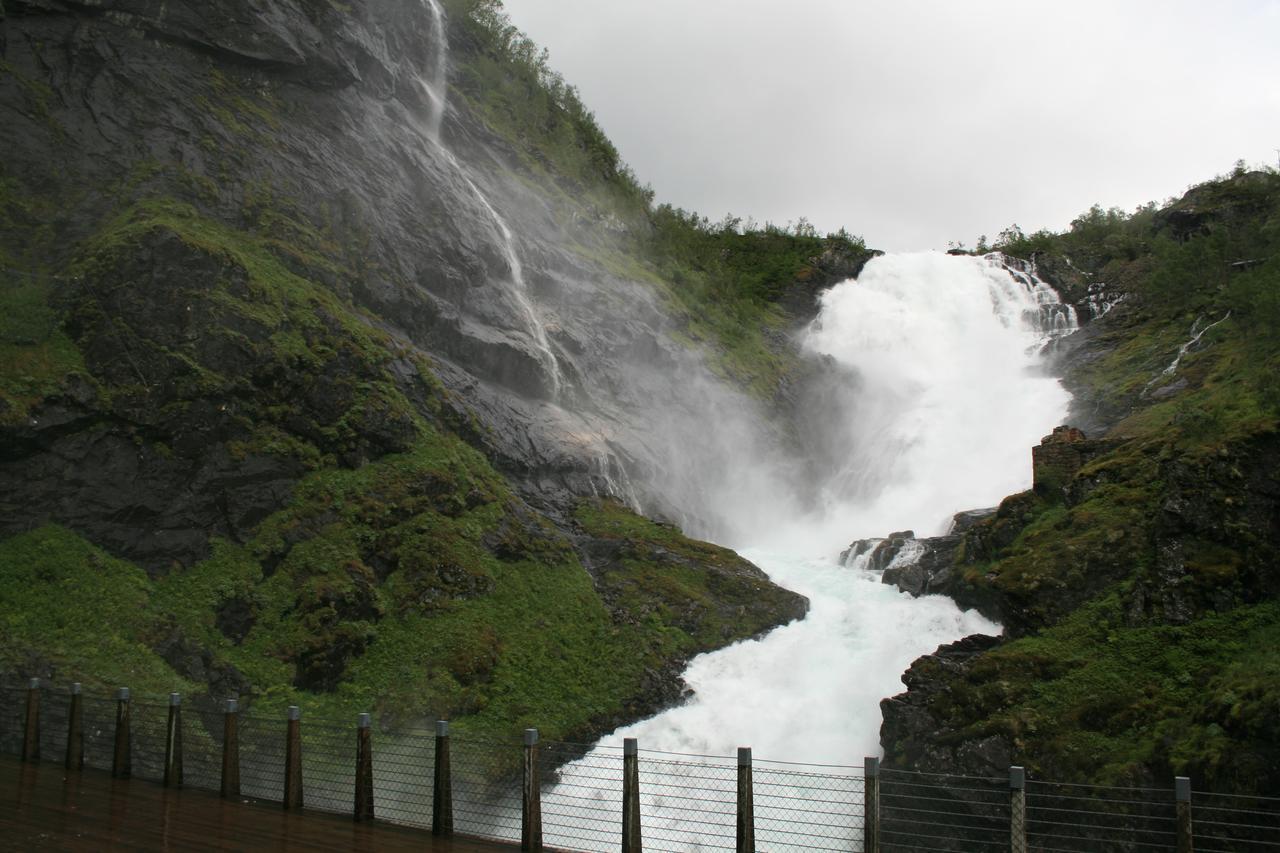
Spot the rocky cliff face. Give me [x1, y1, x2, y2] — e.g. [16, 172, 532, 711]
[0, 0, 829, 738]
[871, 172, 1280, 792]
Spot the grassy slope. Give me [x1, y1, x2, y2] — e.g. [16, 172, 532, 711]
[893, 168, 1280, 789]
[0, 179, 806, 739]
[0, 11, 815, 741]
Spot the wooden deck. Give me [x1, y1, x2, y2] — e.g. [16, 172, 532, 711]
[2, 754, 516, 851]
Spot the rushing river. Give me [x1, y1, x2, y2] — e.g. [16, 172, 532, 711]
[534, 251, 1076, 849]
[407, 9, 1075, 837]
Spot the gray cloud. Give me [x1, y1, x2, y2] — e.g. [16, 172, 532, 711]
[500, 0, 1280, 250]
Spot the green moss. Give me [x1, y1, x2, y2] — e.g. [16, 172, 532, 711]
[950, 593, 1280, 784]
[576, 498, 804, 659]
[919, 171, 1280, 789]
[0, 275, 89, 424]
[0, 526, 198, 693]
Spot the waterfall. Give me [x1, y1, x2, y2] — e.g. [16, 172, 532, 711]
[530, 252, 1072, 850]
[796, 250, 1075, 544]
[415, 0, 563, 398]
[419, 0, 449, 143]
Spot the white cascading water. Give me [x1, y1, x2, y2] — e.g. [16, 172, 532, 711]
[532, 252, 1074, 850]
[416, 0, 563, 398]
[408, 6, 1079, 846]
[792, 251, 1077, 544]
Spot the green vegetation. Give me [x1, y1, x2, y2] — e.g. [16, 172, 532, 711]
[0, 526, 199, 694]
[0, 196, 801, 747]
[909, 591, 1280, 788]
[576, 498, 804, 658]
[446, 0, 874, 396]
[909, 167, 1280, 790]
[0, 460, 798, 745]
[0, 275, 88, 425]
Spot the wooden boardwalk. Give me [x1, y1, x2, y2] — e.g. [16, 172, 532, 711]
[2, 754, 517, 851]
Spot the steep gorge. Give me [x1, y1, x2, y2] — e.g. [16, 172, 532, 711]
[2, 0, 1278, 801]
[0, 0, 860, 741]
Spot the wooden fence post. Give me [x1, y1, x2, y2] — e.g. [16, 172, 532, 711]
[1010, 766, 1027, 853]
[1176, 776, 1194, 853]
[622, 737, 642, 853]
[433, 720, 453, 837]
[221, 699, 240, 799]
[354, 712, 374, 822]
[112, 688, 131, 778]
[163, 692, 183, 788]
[522, 728, 542, 850]
[21, 678, 40, 763]
[65, 682, 83, 771]
[864, 756, 880, 853]
[736, 746, 754, 853]
[283, 706, 303, 810]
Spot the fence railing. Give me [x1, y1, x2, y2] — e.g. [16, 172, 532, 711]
[4, 679, 1280, 851]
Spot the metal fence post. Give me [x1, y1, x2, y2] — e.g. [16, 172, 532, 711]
[1010, 766, 1027, 853]
[1176, 776, 1194, 853]
[864, 757, 880, 853]
[221, 699, 240, 798]
[163, 692, 183, 788]
[737, 746, 754, 853]
[623, 737, 642, 853]
[354, 712, 374, 822]
[522, 728, 542, 850]
[65, 682, 83, 770]
[112, 687, 132, 778]
[21, 678, 40, 763]
[433, 720, 453, 837]
[284, 706, 303, 810]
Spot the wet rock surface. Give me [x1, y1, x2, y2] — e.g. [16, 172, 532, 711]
[0, 0, 820, 724]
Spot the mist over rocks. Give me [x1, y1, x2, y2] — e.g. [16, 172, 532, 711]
[0, 0, 826, 738]
[2, 0, 1278, 802]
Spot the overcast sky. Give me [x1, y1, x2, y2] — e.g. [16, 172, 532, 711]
[499, 0, 1280, 251]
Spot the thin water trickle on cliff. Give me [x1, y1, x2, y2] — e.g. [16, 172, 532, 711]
[415, 0, 563, 398]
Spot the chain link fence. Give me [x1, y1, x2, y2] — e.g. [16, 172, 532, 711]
[1194, 789, 1280, 852]
[754, 758, 864, 850]
[881, 767, 1011, 852]
[1025, 778, 1179, 852]
[5, 680, 1280, 851]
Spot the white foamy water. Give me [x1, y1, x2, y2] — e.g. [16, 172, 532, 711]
[531, 251, 1074, 849]
[587, 549, 998, 761]
[539, 550, 999, 850]
[729, 251, 1076, 555]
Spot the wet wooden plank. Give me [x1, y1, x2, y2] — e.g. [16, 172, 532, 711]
[3, 754, 515, 851]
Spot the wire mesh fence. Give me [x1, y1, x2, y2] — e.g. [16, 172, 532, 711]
[543, 740, 625, 850]
[1026, 779, 1179, 852]
[180, 698, 225, 790]
[367, 724, 436, 829]
[451, 734, 523, 842]
[6, 680, 1280, 851]
[755, 758, 864, 851]
[238, 710, 288, 801]
[0, 685, 26, 755]
[81, 694, 120, 771]
[1194, 789, 1280, 853]
[881, 767, 1011, 853]
[639, 751, 740, 851]
[298, 716, 356, 814]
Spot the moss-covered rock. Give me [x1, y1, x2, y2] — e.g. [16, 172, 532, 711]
[882, 170, 1280, 794]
